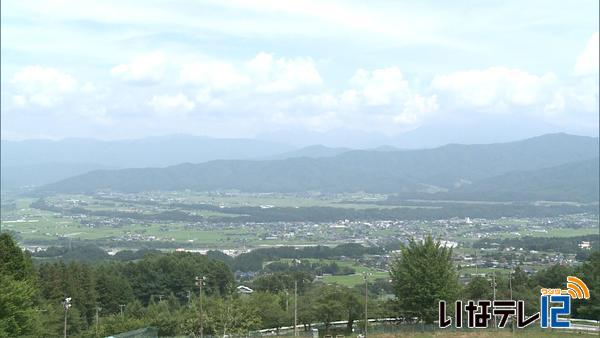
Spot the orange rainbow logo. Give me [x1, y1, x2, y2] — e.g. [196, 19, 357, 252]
[564, 276, 590, 300]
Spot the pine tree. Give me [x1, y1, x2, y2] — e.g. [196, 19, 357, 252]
[0, 233, 38, 337]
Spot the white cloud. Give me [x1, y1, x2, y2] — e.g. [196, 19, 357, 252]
[12, 95, 27, 107]
[10, 65, 78, 107]
[111, 52, 166, 84]
[293, 93, 339, 109]
[81, 82, 96, 93]
[546, 78, 599, 115]
[430, 66, 597, 131]
[180, 60, 250, 91]
[341, 67, 438, 127]
[149, 93, 196, 113]
[349, 67, 411, 106]
[178, 53, 322, 95]
[575, 32, 599, 76]
[396, 94, 439, 125]
[431, 67, 557, 109]
[247, 53, 322, 93]
[80, 106, 112, 125]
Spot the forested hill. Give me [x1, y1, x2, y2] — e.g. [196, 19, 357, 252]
[385, 157, 600, 202]
[40, 133, 599, 200]
[451, 157, 600, 202]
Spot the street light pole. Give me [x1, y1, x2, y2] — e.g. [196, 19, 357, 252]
[294, 279, 298, 337]
[509, 268, 514, 332]
[95, 307, 101, 337]
[64, 309, 67, 338]
[363, 272, 370, 338]
[62, 297, 71, 338]
[119, 304, 125, 319]
[492, 274, 497, 329]
[196, 276, 206, 338]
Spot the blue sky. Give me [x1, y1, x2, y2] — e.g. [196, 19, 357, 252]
[1, 0, 598, 146]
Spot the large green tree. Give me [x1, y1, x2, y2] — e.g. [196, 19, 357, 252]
[95, 265, 135, 314]
[206, 296, 261, 336]
[389, 235, 459, 323]
[0, 233, 38, 337]
[247, 292, 288, 331]
[574, 251, 600, 319]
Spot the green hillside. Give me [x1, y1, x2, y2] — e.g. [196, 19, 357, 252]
[40, 134, 599, 200]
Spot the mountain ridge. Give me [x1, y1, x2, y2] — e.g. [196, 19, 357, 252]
[38, 133, 599, 201]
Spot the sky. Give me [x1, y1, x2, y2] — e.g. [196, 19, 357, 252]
[1, 0, 598, 146]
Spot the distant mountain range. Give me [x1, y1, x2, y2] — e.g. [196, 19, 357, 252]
[37, 133, 600, 202]
[265, 145, 352, 160]
[1, 162, 108, 189]
[1, 136, 394, 189]
[1, 135, 292, 189]
[1, 135, 293, 167]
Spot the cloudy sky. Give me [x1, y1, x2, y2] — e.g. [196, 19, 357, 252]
[1, 0, 598, 146]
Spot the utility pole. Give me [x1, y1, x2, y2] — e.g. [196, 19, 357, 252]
[509, 269, 514, 332]
[294, 280, 298, 337]
[363, 272, 371, 338]
[492, 274, 497, 329]
[196, 276, 206, 338]
[119, 304, 125, 319]
[95, 307, 101, 337]
[63, 297, 71, 338]
[285, 289, 289, 312]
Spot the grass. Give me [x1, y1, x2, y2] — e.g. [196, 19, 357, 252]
[322, 272, 389, 287]
[266, 258, 389, 287]
[533, 227, 599, 237]
[184, 193, 438, 210]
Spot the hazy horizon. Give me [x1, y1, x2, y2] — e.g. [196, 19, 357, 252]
[2, 130, 598, 149]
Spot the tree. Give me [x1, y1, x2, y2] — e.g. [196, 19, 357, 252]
[95, 265, 135, 314]
[339, 287, 363, 331]
[0, 233, 34, 280]
[206, 296, 261, 336]
[389, 235, 459, 323]
[465, 276, 492, 300]
[248, 292, 287, 331]
[532, 264, 574, 288]
[574, 251, 600, 319]
[310, 284, 346, 332]
[0, 233, 38, 337]
[0, 275, 38, 337]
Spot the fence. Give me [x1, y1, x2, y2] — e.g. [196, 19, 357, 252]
[106, 318, 599, 338]
[105, 326, 159, 338]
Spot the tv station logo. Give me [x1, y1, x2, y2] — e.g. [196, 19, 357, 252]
[439, 276, 590, 329]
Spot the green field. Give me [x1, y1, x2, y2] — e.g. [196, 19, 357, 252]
[269, 258, 390, 286]
[2, 195, 597, 255]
